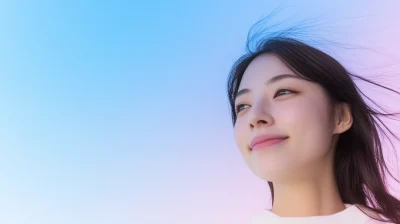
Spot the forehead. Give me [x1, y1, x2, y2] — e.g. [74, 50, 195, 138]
[239, 53, 296, 87]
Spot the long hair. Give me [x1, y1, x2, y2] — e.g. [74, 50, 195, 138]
[227, 19, 400, 223]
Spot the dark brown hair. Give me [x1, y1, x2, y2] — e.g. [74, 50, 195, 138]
[227, 18, 400, 223]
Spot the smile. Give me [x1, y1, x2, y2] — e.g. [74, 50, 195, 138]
[251, 137, 288, 151]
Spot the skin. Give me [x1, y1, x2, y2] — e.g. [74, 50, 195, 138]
[233, 53, 353, 217]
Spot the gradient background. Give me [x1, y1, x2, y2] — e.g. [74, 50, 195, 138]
[1, 0, 400, 223]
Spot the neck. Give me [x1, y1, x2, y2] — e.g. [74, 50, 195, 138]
[270, 155, 345, 217]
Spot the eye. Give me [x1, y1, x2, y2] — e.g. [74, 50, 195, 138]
[235, 88, 295, 114]
[235, 104, 249, 114]
[274, 88, 295, 98]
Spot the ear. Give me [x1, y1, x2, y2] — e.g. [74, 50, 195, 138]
[333, 103, 353, 134]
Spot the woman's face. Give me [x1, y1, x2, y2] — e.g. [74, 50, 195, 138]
[233, 53, 338, 182]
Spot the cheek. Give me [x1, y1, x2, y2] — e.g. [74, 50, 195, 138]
[233, 119, 250, 157]
[279, 97, 334, 160]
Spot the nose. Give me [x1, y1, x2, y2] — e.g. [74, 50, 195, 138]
[248, 101, 274, 129]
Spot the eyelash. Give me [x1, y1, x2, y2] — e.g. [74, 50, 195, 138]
[235, 88, 295, 114]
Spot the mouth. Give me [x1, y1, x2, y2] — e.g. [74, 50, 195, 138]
[251, 137, 288, 151]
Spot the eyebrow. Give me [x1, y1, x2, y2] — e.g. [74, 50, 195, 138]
[235, 74, 303, 100]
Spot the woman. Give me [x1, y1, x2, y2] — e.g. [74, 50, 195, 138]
[227, 21, 400, 223]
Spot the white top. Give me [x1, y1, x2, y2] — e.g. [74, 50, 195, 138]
[251, 204, 391, 224]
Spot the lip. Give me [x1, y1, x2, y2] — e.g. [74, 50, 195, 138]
[249, 134, 288, 150]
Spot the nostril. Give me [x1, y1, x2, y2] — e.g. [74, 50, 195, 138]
[251, 120, 268, 127]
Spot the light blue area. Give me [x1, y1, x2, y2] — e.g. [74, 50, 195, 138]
[0, 0, 399, 223]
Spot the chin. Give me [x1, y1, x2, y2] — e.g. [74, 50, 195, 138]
[251, 164, 293, 182]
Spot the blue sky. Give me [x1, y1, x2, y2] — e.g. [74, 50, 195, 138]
[0, 1, 399, 223]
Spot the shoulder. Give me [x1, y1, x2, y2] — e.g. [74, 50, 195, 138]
[356, 205, 393, 224]
[364, 219, 393, 224]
